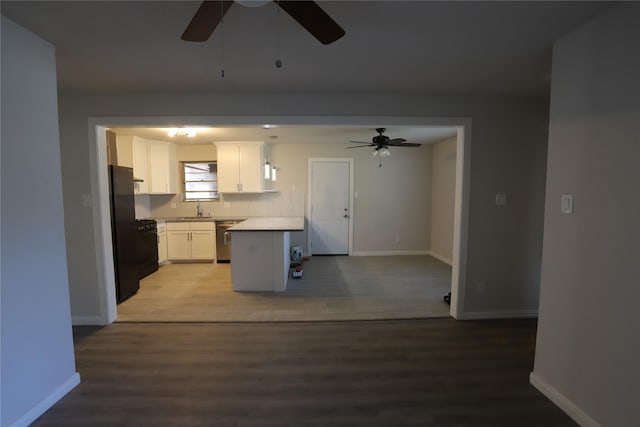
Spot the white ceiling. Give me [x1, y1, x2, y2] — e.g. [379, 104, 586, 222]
[1, 1, 611, 96]
[108, 125, 458, 146]
[1, 1, 612, 143]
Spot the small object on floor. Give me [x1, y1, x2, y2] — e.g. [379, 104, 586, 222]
[290, 245, 303, 262]
[292, 266, 303, 278]
[443, 292, 451, 305]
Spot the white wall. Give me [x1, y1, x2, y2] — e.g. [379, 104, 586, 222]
[136, 139, 433, 254]
[531, 4, 640, 426]
[1, 17, 79, 426]
[271, 142, 433, 254]
[430, 137, 457, 264]
[57, 93, 548, 323]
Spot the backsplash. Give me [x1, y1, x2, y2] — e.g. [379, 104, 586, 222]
[146, 191, 306, 219]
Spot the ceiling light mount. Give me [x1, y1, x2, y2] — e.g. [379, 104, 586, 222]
[167, 128, 198, 138]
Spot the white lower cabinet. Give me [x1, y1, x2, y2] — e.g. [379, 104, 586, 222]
[157, 222, 168, 263]
[167, 222, 215, 261]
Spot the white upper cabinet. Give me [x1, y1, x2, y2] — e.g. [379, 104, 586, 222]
[149, 141, 177, 194]
[132, 136, 177, 194]
[132, 137, 150, 193]
[215, 142, 264, 193]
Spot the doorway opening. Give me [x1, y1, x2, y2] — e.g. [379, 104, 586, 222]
[89, 116, 471, 324]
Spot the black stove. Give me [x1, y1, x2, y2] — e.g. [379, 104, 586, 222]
[136, 219, 158, 279]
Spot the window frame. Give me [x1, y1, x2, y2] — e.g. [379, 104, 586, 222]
[182, 160, 219, 201]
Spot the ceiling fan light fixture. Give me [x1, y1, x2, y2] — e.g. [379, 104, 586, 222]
[379, 148, 391, 157]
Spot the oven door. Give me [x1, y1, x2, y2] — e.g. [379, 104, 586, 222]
[137, 226, 159, 279]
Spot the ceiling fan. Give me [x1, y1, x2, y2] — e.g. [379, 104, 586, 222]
[181, 0, 345, 45]
[346, 128, 422, 167]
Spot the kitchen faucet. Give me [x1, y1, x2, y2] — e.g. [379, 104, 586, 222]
[196, 200, 203, 218]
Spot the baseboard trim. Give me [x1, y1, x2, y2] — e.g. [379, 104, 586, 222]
[427, 251, 453, 265]
[530, 372, 601, 427]
[457, 309, 538, 320]
[351, 250, 429, 256]
[72, 315, 103, 325]
[11, 372, 80, 427]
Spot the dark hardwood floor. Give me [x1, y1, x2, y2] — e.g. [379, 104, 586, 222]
[33, 319, 576, 427]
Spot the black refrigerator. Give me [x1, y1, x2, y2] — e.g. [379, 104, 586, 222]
[108, 165, 140, 303]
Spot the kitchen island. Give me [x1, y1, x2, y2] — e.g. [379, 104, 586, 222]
[229, 216, 304, 292]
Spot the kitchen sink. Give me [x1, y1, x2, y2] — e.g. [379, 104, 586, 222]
[175, 216, 214, 220]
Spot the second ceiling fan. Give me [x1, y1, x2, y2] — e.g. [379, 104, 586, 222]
[181, 0, 345, 45]
[346, 128, 422, 167]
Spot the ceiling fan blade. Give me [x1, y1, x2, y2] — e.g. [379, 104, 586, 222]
[348, 141, 371, 144]
[277, 1, 345, 45]
[388, 142, 422, 147]
[388, 138, 407, 144]
[181, 0, 235, 42]
[345, 145, 374, 149]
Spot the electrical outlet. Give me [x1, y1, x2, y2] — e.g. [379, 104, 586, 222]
[561, 194, 574, 214]
[171, 203, 177, 209]
[395, 235, 400, 243]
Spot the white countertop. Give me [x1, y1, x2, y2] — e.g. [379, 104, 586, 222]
[155, 217, 246, 223]
[229, 216, 304, 232]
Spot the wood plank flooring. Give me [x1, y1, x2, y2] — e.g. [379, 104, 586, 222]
[116, 255, 452, 322]
[32, 319, 576, 427]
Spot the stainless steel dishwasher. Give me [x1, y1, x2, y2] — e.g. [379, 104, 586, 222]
[215, 220, 243, 263]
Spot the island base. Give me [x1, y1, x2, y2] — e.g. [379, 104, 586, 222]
[231, 231, 291, 292]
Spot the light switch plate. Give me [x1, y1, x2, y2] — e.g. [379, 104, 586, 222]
[561, 194, 574, 214]
[495, 194, 507, 206]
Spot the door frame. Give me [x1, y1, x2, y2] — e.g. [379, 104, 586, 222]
[307, 158, 355, 256]
[88, 115, 471, 324]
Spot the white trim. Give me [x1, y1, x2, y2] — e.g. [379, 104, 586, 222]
[427, 250, 453, 266]
[307, 158, 354, 256]
[351, 250, 429, 256]
[88, 122, 118, 325]
[10, 373, 80, 427]
[449, 125, 471, 320]
[530, 372, 602, 427]
[88, 115, 471, 323]
[71, 315, 104, 326]
[457, 310, 538, 320]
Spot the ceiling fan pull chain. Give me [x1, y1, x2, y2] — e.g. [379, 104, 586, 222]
[220, 0, 225, 78]
[275, 1, 282, 69]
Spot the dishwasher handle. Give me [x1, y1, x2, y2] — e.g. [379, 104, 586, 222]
[224, 230, 231, 245]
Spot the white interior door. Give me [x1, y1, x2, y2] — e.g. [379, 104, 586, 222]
[309, 160, 352, 255]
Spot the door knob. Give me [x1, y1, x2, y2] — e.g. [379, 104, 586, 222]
[344, 214, 349, 218]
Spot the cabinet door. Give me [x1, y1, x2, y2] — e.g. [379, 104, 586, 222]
[190, 230, 215, 260]
[157, 230, 168, 263]
[149, 142, 170, 193]
[167, 231, 191, 260]
[132, 137, 149, 193]
[238, 144, 264, 193]
[216, 144, 241, 193]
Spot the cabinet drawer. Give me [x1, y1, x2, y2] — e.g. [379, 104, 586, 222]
[190, 221, 214, 231]
[167, 222, 190, 231]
